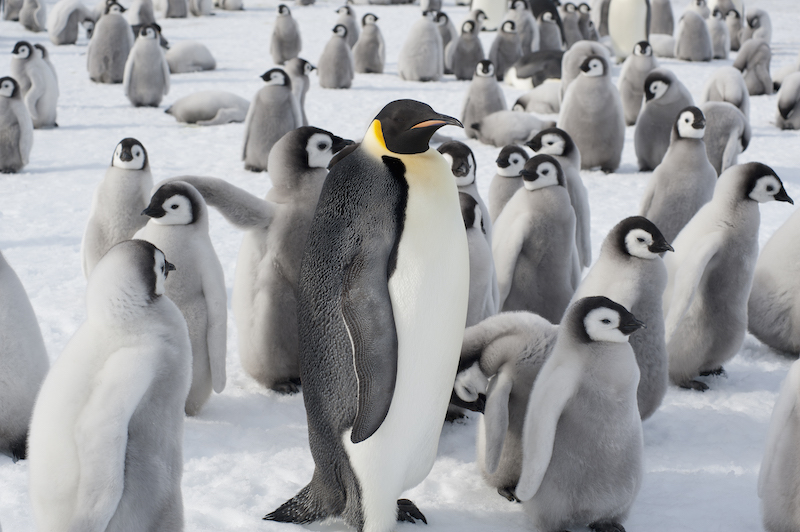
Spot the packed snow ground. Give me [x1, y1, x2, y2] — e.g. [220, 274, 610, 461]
[2, 0, 800, 530]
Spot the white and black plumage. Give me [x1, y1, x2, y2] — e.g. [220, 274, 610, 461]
[353, 13, 385, 74]
[578, 3, 598, 40]
[558, 40, 609, 101]
[560, 2, 583, 48]
[663, 163, 793, 390]
[445, 19, 485, 80]
[10, 41, 58, 129]
[436, 12, 458, 74]
[537, 11, 563, 51]
[618, 40, 659, 126]
[700, 100, 750, 175]
[460, 193, 497, 327]
[733, 38, 773, 96]
[726, 8, 742, 50]
[504, 50, 562, 90]
[318, 24, 354, 89]
[335, 5, 359, 47]
[489, 20, 523, 81]
[123, 24, 170, 107]
[489, 145, 529, 222]
[0, 77, 33, 174]
[471, 110, 554, 148]
[512, 79, 561, 113]
[462, 60, 507, 140]
[270, 4, 301, 65]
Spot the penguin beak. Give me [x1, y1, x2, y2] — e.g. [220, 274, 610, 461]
[775, 186, 794, 204]
[331, 136, 354, 153]
[693, 117, 706, 129]
[520, 169, 539, 182]
[165, 260, 176, 273]
[141, 205, 166, 218]
[119, 148, 133, 162]
[618, 316, 646, 336]
[410, 114, 463, 130]
[649, 238, 674, 253]
[496, 158, 510, 168]
[453, 161, 470, 177]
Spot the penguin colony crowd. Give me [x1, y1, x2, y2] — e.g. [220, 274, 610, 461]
[2, 0, 800, 530]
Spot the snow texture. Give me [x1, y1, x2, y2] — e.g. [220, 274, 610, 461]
[1, 0, 800, 530]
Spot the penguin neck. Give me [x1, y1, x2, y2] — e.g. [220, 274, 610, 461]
[86, 275, 154, 325]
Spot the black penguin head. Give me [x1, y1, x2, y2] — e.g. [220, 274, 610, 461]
[712, 7, 723, 19]
[112, 138, 148, 170]
[495, 145, 529, 176]
[527, 127, 575, 158]
[579, 2, 590, 14]
[277, 3, 290, 15]
[0, 77, 19, 99]
[89, 240, 174, 306]
[747, 12, 760, 28]
[139, 23, 159, 39]
[462, 20, 476, 34]
[579, 55, 607, 77]
[438, 141, 476, 185]
[501, 20, 516, 33]
[459, 192, 484, 233]
[511, 0, 528, 10]
[726, 9, 740, 20]
[284, 126, 353, 170]
[336, 5, 352, 15]
[740, 163, 793, 204]
[644, 71, 672, 101]
[363, 12, 378, 25]
[332, 24, 348, 38]
[520, 154, 565, 190]
[564, 2, 577, 13]
[105, 1, 125, 14]
[33, 43, 49, 60]
[372, 100, 462, 155]
[11, 41, 33, 59]
[435, 12, 448, 25]
[142, 182, 203, 226]
[261, 68, 291, 87]
[476, 59, 495, 78]
[570, 296, 645, 344]
[612, 216, 673, 259]
[674, 106, 706, 139]
[633, 41, 652, 56]
[473, 9, 487, 22]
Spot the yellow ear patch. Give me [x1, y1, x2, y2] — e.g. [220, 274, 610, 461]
[369, 119, 387, 150]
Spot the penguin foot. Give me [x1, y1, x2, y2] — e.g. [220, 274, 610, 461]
[699, 367, 726, 377]
[397, 499, 427, 525]
[9, 434, 27, 462]
[497, 486, 520, 503]
[444, 407, 466, 423]
[600, 167, 614, 174]
[244, 164, 264, 172]
[589, 521, 626, 532]
[679, 379, 709, 392]
[271, 380, 301, 394]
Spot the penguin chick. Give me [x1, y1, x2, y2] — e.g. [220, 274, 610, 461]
[517, 296, 645, 532]
[47, 0, 94, 45]
[165, 41, 216, 73]
[445, 19, 485, 80]
[135, 182, 227, 415]
[175, 127, 352, 393]
[508, 0, 539, 53]
[86, 2, 133, 83]
[460, 193, 497, 326]
[471, 110, 554, 148]
[571, 216, 673, 420]
[166, 91, 249, 125]
[27, 240, 191, 532]
[740, 8, 771, 44]
[462, 60, 507, 139]
[81, 138, 153, 278]
[493, 154, 577, 323]
[640, 106, 717, 244]
[436, 12, 458, 74]
[318, 24, 354, 89]
[353, 13, 385, 74]
[748, 207, 800, 354]
[674, 10, 713, 61]
[701, 66, 749, 119]
[242, 68, 301, 172]
[19, 0, 46, 31]
[527, 127, 591, 270]
[776, 72, 800, 130]
[489, 145, 529, 222]
[558, 54, 625, 172]
[726, 8, 742, 50]
[284, 57, 314, 126]
[663, 163, 793, 391]
[700, 100, 750, 176]
[560, 2, 583, 48]
[618, 41, 659, 126]
[537, 10, 563, 51]
[650, 0, 674, 35]
[558, 40, 610, 102]
[270, 4, 301, 65]
[578, 2, 598, 41]
[398, 11, 444, 82]
[685, 0, 710, 19]
[335, 5, 359, 47]
[504, 50, 563, 90]
[0, 77, 33, 173]
[10, 41, 58, 129]
[489, 20, 523, 81]
[707, 8, 730, 59]
[512, 79, 560, 113]
[634, 67, 694, 171]
[123, 24, 170, 107]
[733, 38, 772, 96]
[0, 249, 49, 462]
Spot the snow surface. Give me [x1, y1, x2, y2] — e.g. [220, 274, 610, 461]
[1, 0, 800, 530]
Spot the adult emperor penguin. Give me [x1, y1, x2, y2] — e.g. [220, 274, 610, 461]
[733, 38, 773, 96]
[264, 99, 467, 531]
[489, 144, 528, 222]
[776, 72, 800, 130]
[558, 55, 625, 172]
[19, 0, 46, 32]
[607, 0, 650, 61]
[10, 41, 58, 129]
[516, 296, 644, 532]
[135, 182, 226, 415]
[634, 67, 694, 170]
[47, 0, 94, 45]
[0, 249, 49, 461]
[618, 40, 659, 126]
[462, 60, 506, 139]
[493, 154, 577, 323]
[270, 4, 301, 65]
[28, 240, 192, 531]
[527, 127, 591, 270]
[176, 127, 352, 393]
[284, 57, 313, 125]
[674, 10, 713, 62]
[489, 20, 523, 81]
[353, 13, 385, 74]
[335, 5, 359, 47]
[165, 41, 216, 73]
[242, 68, 301, 172]
[318, 25, 355, 89]
[398, 11, 443, 82]
[639, 107, 717, 243]
[87, 2, 133, 83]
[81, 138, 153, 278]
[707, 8, 729, 59]
[650, 0, 674, 35]
[571, 217, 672, 420]
[445, 19, 485, 80]
[663, 163, 793, 390]
[701, 66, 750, 119]
[123, 24, 170, 107]
[461, 193, 497, 326]
[749, 208, 800, 355]
[0, 77, 33, 174]
[700, 101, 750, 175]
[760, 358, 800, 532]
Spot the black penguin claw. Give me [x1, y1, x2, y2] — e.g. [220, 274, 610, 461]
[272, 380, 301, 394]
[397, 499, 427, 525]
[589, 521, 626, 532]
[679, 379, 709, 392]
[497, 486, 521, 503]
[699, 367, 726, 377]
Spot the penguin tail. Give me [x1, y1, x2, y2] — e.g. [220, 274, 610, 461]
[264, 484, 329, 524]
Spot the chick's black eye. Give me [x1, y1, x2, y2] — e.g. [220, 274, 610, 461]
[602, 319, 611, 324]
[171, 204, 179, 209]
[637, 237, 645, 243]
[318, 143, 327, 150]
[767, 185, 774, 191]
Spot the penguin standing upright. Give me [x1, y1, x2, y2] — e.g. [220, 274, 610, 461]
[284, 57, 314, 125]
[0, 77, 33, 174]
[707, 8, 730, 59]
[265, 100, 467, 532]
[650, 0, 674, 35]
[776, 72, 800, 131]
[86, 2, 134, 83]
[353, 13, 385, 74]
[270, 4, 302, 65]
[618, 41, 659, 126]
[508, 0, 539, 52]
[445, 20, 485, 80]
[560, 2, 584, 48]
[398, 11, 444, 82]
[674, 10, 713, 62]
[733, 38, 772, 96]
[726, 8, 742, 50]
[462, 60, 506, 139]
[489, 20, 522, 81]
[19, 0, 46, 32]
[489, 145, 529, 222]
[460, 193, 497, 327]
[318, 25, 355, 89]
[700, 101, 750, 175]
[436, 12, 458, 74]
[537, 11, 563, 51]
[10, 41, 58, 129]
[607, 0, 650, 61]
[335, 5, 359, 47]
[123, 24, 170, 107]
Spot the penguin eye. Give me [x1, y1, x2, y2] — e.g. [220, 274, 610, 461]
[637, 237, 645, 243]
[542, 169, 549, 175]
[767, 185, 774, 192]
[171, 204, 179, 209]
[601, 319, 611, 324]
[318, 142, 327, 150]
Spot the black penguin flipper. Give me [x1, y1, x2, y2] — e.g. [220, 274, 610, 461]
[264, 483, 329, 524]
[397, 499, 427, 524]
